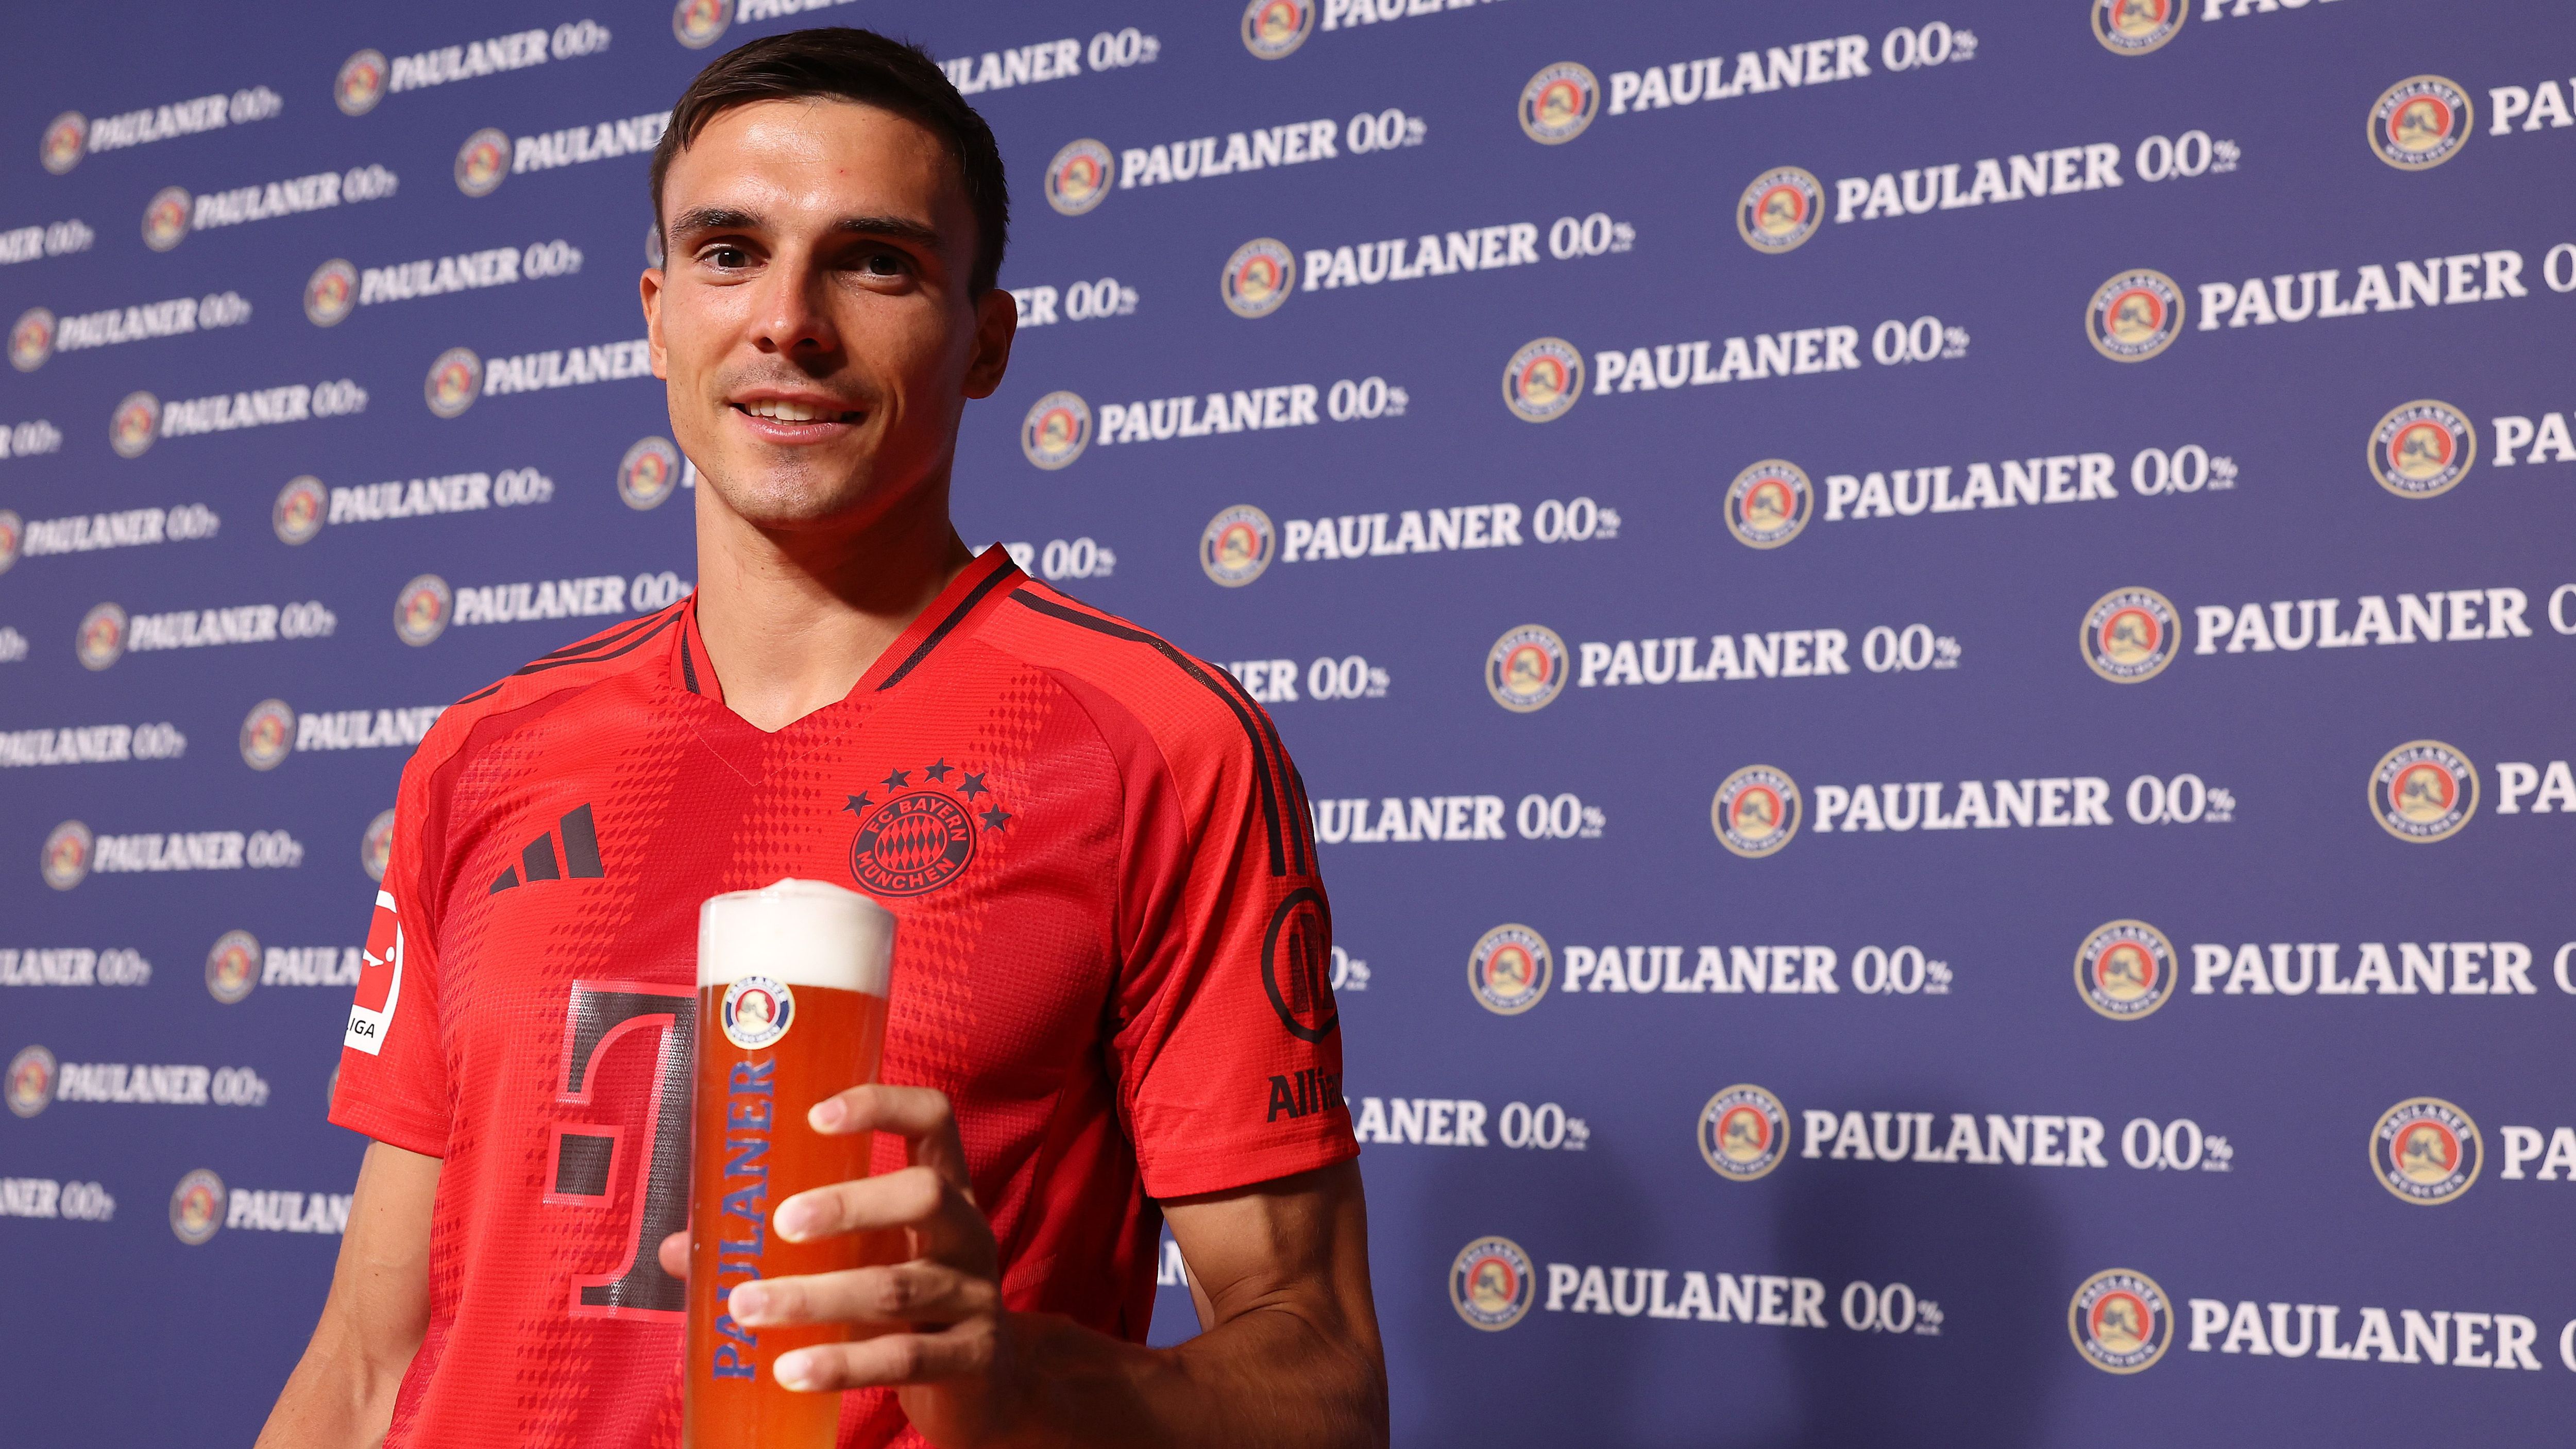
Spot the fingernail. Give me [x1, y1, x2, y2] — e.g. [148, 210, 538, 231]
[775, 1350, 821, 1391]
[727, 1282, 770, 1323]
[810, 1097, 845, 1131]
[775, 1198, 818, 1241]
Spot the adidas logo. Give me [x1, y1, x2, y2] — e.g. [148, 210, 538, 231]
[490, 803, 603, 892]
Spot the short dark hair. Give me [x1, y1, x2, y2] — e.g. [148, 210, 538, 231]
[650, 28, 1009, 295]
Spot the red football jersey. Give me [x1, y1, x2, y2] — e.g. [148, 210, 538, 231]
[330, 548, 1354, 1448]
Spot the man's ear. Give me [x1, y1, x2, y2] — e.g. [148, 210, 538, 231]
[961, 286, 1018, 400]
[640, 261, 670, 380]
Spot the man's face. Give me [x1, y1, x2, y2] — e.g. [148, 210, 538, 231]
[642, 98, 1013, 532]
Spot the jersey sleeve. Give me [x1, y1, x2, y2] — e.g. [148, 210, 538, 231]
[329, 746, 454, 1157]
[1105, 689, 1355, 1201]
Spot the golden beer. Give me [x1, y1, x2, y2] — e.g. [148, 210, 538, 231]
[687, 880, 896, 1449]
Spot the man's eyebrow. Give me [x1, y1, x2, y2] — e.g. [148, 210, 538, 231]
[833, 214, 942, 248]
[667, 205, 763, 238]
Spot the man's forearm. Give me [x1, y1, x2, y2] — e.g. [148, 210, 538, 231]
[252, 1328, 414, 1448]
[994, 1299, 1387, 1449]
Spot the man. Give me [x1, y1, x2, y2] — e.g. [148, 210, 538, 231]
[258, 29, 1380, 1449]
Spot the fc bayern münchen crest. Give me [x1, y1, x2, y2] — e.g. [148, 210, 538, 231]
[1021, 391, 1092, 469]
[2368, 76, 2472, 171]
[1043, 139, 1115, 216]
[1241, 0, 1313, 60]
[240, 699, 297, 771]
[0, 510, 21, 575]
[141, 187, 192, 251]
[170, 1169, 227, 1245]
[336, 49, 388, 115]
[844, 760, 1003, 897]
[1467, 924, 1552, 1016]
[75, 602, 128, 671]
[1485, 625, 1568, 713]
[2368, 740, 2476, 844]
[619, 436, 684, 510]
[425, 347, 483, 418]
[2080, 587, 2179, 683]
[2366, 400, 2476, 499]
[1200, 506, 1275, 587]
[1698, 1084, 1791, 1181]
[305, 259, 358, 326]
[1449, 1236, 1536, 1330]
[1501, 337, 1584, 423]
[9, 307, 55, 372]
[206, 929, 262, 1005]
[2371, 1097, 2482, 1205]
[393, 574, 452, 647]
[40, 112, 87, 174]
[274, 476, 327, 545]
[454, 127, 512, 196]
[1726, 460, 1812, 548]
[2085, 269, 2183, 362]
[361, 809, 397, 884]
[110, 391, 161, 458]
[6, 1045, 58, 1117]
[2074, 920, 2176, 1021]
[1221, 239, 1297, 319]
[672, 0, 733, 49]
[41, 820, 93, 890]
[1737, 167, 1824, 254]
[2069, 1269, 2174, 1372]
[721, 975, 796, 1050]
[2091, 0, 2185, 56]
[1711, 766, 1800, 858]
[1519, 63, 1599, 145]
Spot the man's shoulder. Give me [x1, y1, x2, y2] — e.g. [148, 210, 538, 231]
[410, 602, 688, 778]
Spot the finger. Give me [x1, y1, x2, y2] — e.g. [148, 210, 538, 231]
[808, 1086, 972, 1192]
[773, 1322, 997, 1393]
[725, 1259, 999, 1329]
[776, 1167, 994, 1266]
[658, 1229, 689, 1279]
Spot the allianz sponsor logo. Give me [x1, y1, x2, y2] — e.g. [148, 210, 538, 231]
[5, 503, 218, 564]
[1586, 311, 1968, 402]
[2184, 243, 2558, 338]
[44, 86, 282, 173]
[11, 291, 249, 369]
[1312, 789, 1604, 845]
[1, 722, 187, 768]
[158, 165, 398, 247]
[321, 467, 554, 527]
[1593, 20, 1973, 122]
[0, 1178, 115, 1222]
[1088, 374, 1402, 451]
[941, 27, 1160, 95]
[0, 948, 151, 987]
[1280, 496, 1615, 564]
[1806, 770, 2236, 835]
[0, 418, 65, 460]
[451, 570, 691, 629]
[0, 218, 96, 267]
[1349, 1094, 1586, 1150]
[999, 536, 1115, 582]
[1809, 129, 2235, 237]
[1287, 211, 1634, 300]
[1221, 653, 1388, 704]
[1009, 276, 1137, 328]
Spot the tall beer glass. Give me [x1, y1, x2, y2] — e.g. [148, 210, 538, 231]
[687, 879, 896, 1449]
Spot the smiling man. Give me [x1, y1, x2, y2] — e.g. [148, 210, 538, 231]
[257, 28, 1380, 1449]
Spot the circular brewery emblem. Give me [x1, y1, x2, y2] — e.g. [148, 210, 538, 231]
[1200, 505, 1275, 586]
[2080, 587, 2179, 683]
[1698, 1084, 1791, 1181]
[619, 436, 683, 510]
[6, 1045, 58, 1118]
[10, 307, 56, 372]
[110, 391, 161, 458]
[1711, 766, 1800, 858]
[721, 974, 797, 1050]
[1241, 0, 1313, 60]
[1737, 167, 1825, 254]
[1450, 1236, 1537, 1330]
[76, 602, 128, 671]
[361, 809, 397, 884]
[304, 259, 358, 327]
[1021, 391, 1092, 469]
[2369, 76, 2472, 171]
[2372, 1097, 2481, 1204]
[336, 49, 388, 115]
[273, 476, 327, 545]
[2369, 739, 2476, 844]
[41, 821, 93, 890]
[170, 1169, 226, 1245]
[41, 112, 87, 174]
[1467, 924, 1552, 1017]
[2367, 400, 2476, 499]
[1519, 63, 1599, 145]
[1501, 337, 1584, 423]
[394, 574, 452, 648]
[2086, 269, 2184, 362]
[672, 0, 733, 49]
[240, 699, 296, 772]
[454, 127, 512, 197]
[425, 347, 483, 418]
[2092, 0, 2185, 56]
[1726, 460, 1813, 549]
[0, 510, 20, 574]
[2069, 1269, 2175, 1372]
[1485, 625, 1568, 713]
[1043, 139, 1115, 216]
[848, 790, 978, 897]
[1263, 887, 1337, 1041]
[206, 929, 262, 1005]
[2075, 919, 2177, 1021]
[1221, 238, 1298, 318]
[142, 186, 192, 252]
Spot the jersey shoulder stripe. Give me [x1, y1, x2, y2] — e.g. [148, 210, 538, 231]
[418, 599, 687, 777]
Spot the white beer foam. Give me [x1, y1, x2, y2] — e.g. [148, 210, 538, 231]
[698, 878, 893, 996]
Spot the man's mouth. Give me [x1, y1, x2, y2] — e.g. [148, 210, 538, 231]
[734, 399, 862, 424]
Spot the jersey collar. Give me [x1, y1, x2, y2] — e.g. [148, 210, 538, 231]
[668, 544, 1027, 709]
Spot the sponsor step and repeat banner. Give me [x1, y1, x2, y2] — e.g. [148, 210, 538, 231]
[3, 0, 2572, 1442]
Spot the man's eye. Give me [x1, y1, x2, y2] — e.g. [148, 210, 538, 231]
[861, 252, 905, 277]
[705, 246, 750, 268]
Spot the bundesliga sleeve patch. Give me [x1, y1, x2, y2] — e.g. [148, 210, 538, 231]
[343, 888, 403, 1054]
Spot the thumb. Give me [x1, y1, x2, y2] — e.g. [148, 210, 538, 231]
[658, 1229, 689, 1280]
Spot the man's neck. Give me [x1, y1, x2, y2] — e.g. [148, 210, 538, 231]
[690, 484, 977, 733]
